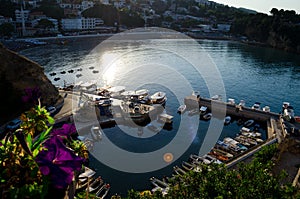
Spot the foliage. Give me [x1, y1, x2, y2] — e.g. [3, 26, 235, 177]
[0, 89, 88, 198]
[35, 19, 55, 30]
[125, 144, 299, 199]
[0, 105, 53, 198]
[82, 4, 144, 27]
[0, 0, 18, 18]
[230, 8, 300, 53]
[32, 0, 64, 20]
[0, 23, 14, 37]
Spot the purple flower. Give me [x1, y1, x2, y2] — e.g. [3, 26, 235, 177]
[22, 87, 42, 104]
[36, 135, 84, 189]
[52, 124, 77, 137]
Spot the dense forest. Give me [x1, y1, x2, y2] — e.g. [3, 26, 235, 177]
[230, 8, 300, 53]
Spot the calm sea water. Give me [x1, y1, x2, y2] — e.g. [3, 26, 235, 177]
[20, 35, 300, 197]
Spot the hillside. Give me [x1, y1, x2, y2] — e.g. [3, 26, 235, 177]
[0, 43, 59, 124]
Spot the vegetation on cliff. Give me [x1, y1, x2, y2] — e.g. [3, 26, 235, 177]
[230, 8, 300, 53]
[0, 43, 59, 124]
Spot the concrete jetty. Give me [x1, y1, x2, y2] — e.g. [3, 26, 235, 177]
[184, 95, 285, 142]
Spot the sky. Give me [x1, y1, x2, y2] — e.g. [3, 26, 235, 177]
[212, 0, 300, 14]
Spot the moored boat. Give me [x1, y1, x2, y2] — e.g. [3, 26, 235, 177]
[150, 92, 167, 106]
[177, 104, 187, 114]
[224, 116, 231, 125]
[199, 106, 207, 115]
[86, 176, 104, 193]
[91, 126, 103, 141]
[202, 113, 212, 120]
[244, 119, 255, 127]
[96, 183, 110, 199]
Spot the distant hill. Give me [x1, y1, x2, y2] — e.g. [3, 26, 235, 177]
[238, 7, 257, 14]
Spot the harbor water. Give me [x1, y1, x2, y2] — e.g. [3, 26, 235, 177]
[20, 34, 300, 197]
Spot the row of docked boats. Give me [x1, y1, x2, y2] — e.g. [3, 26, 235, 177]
[149, 125, 265, 196]
[76, 166, 110, 199]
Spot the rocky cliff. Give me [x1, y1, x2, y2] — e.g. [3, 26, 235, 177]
[0, 43, 59, 124]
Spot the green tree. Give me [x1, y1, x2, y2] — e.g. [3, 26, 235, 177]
[0, 22, 14, 37]
[35, 19, 54, 30]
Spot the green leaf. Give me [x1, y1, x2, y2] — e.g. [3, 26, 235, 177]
[32, 126, 52, 151]
[47, 116, 55, 124]
[26, 134, 32, 149]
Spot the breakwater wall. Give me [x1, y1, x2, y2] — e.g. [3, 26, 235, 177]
[184, 95, 280, 122]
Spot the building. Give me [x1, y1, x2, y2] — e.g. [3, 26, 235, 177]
[61, 18, 82, 30]
[0, 16, 13, 25]
[15, 9, 30, 22]
[217, 24, 231, 32]
[61, 17, 104, 31]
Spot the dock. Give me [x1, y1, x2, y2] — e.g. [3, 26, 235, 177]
[184, 95, 285, 142]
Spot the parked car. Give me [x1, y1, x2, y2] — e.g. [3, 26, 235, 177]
[46, 106, 57, 115]
[6, 118, 22, 130]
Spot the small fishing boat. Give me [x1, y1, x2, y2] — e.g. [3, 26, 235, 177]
[158, 113, 173, 124]
[86, 176, 104, 193]
[96, 183, 110, 199]
[224, 116, 231, 125]
[203, 154, 223, 164]
[150, 177, 169, 196]
[211, 148, 234, 158]
[173, 165, 186, 176]
[91, 126, 102, 141]
[189, 154, 210, 165]
[199, 106, 207, 115]
[177, 104, 187, 114]
[150, 92, 167, 106]
[251, 102, 261, 110]
[77, 167, 96, 190]
[202, 113, 212, 120]
[244, 119, 255, 127]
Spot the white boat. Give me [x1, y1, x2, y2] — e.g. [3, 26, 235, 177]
[224, 116, 231, 125]
[158, 113, 173, 124]
[150, 177, 169, 196]
[211, 94, 222, 100]
[212, 148, 234, 158]
[177, 104, 187, 114]
[263, 106, 270, 112]
[181, 161, 196, 171]
[199, 106, 207, 115]
[150, 92, 167, 106]
[239, 100, 246, 107]
[173, 165, 186, 175]
[203, 154, 223, 164]
[202, 113, 212, 120]
[251, 102, 261, 110]
[244, 119, 255, 127]
[86, 176, 104, 193]
[189, 154, 211, 165]
[91, 126, 102, 141]
[228, 98, 235, 105]
[96, 183, 110, 199]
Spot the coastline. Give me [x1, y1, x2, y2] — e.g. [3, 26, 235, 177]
[0, 30, 297, 55]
